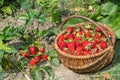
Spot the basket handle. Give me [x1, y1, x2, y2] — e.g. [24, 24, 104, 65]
[59, 15, 113, 46]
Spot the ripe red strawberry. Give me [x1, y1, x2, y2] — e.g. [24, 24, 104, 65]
[67, 42, 75, 51]
[81, 40, 89, 47]
[34, 56, 40, 63]
[66, 33, 75, 39]
[40, 47, 45, 53]
[89, 42, 95, 48]
[79, 30, 85, 35]
[41, 54, 48, 60]
[94, 33, 100, 39]
[62, 48, 68, 53]
[76, 46, 83, 55]
[100, 41, 108, 49]
[70, 51, 74, 55]
[101, 35, 105, 38]
[74, 36, 82, 41]
[29, 46, 37, 55]
[93, 46, 99, 54]
[94, 39, 100, 44]
[58, 41, 67, 49]
[30, 59, 36, 66]
[87, 50, 92, 55]
[85, 31, 92, 37]
[75, 41, 80, 47]
[96, 27, 101, 32]
[25, 52, 30, 58]
[67, 27, 73, 33]
[58, 35, 64, 41]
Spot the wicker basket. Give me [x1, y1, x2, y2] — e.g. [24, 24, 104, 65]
[54, 15, 116, 73]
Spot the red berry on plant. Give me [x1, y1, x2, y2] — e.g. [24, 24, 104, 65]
[67, 27, 73, 33]
[42, 54, 48, 60]
[25, 52, 30, 58]
[34, 56, 40, 63]
[40, 47, 45, 53]
[100, 41, 108, 49]
[30, 59, 36, 66]
[29, 46, 37, 55]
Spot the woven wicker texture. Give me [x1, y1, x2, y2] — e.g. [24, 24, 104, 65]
[54, 15, 116, 73]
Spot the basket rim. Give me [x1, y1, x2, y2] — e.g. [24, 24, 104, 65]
[54, 22, 116, 59]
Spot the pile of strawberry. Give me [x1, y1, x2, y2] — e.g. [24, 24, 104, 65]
[20, 46, 48, 67]
[57, 24, 111, 56]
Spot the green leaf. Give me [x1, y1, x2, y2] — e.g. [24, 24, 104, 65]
[0, 40, 10, 50]
[0, 49, 4, 63]
[19, 14, 29, 20]
[1, 6, 12, 14]
[101, 2, 119, 16]
[30, 68, 43, 80]
[43, 66, 54, 77]
[48, 49, 57, 57]
[0, 0, 4, 6]
[99, 14, 120, 39]
[51, 58, 60, 67]
[6, 46, 17, 53]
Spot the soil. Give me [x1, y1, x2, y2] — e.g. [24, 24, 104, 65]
[0, 16, 104, 80]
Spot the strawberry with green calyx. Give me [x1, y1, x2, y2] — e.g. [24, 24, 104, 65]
[70, 51, 74, 55]
[67, 42, 75, 51]
[34, 56, 41, 63]
[94, 33, 101, 39]
[58, 40, 67, 49]
[66, 33, 75, 39]
[29, 46, 37, 55]
[94, 39, 100, 44]
[25, 52, 30, 58]
[100, 41, 108, 49]
[85, 31, 92, 37]
[30, 59, 36, 67]
[76, 46, 83, 55]
[41, 54, 48, 60]
[93, 46, 99, 54]
[81, 40, 89, 47]
[79, 30, 85, 35]
[96, 27, 101, 32]
[75, 41, 81, 47]
[89, 42, 95, 48]
[58, 35, 65, 41]
[87, 50, 92, 55]
[62, 47, 68, 53]
[67, 27, 73, 33]
[40, 47, 45, 53]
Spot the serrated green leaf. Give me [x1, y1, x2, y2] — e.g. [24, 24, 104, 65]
[101, 2, 119, 16]
[43, 66, 54, 77]
[30, 68, 43, 80]
[0, 41, 10, 50]
[48, 50, 57, 57]
[19, 14, 29, 19]
[51, 58, 60, 67]
[99, 14, 120, 39]
[1, 6, 12, 14]
[6, 46, 17, 53]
